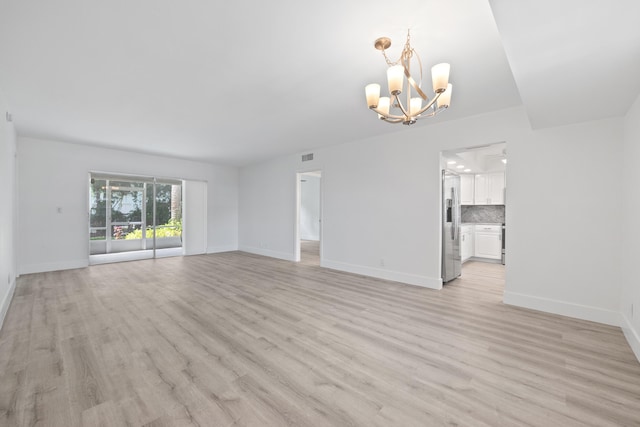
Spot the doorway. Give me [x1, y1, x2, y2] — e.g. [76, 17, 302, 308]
[295, 171, 322, 265]
[440, 142, 507, 287]
[89, 173, 184, 264]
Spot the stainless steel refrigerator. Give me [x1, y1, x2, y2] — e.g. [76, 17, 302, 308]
[442, 170, 461, 283]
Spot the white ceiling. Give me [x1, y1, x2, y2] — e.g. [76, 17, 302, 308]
[489, 0, 640, 129]
[0, 0, 637, 166]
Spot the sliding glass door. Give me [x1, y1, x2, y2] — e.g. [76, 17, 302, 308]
[152, 181, 182, 251]
[89, 173, 182, 262]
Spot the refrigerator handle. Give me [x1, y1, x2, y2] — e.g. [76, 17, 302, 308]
[451, 187, 456, 240]
[454, 185, 460, 239]
[454, 188, 460, 239]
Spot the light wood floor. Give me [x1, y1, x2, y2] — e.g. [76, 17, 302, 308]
[300, 240, 320, 266]
[1, 249, 640, 426]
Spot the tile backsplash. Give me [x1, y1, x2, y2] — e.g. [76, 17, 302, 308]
[461, 205, 505, 223]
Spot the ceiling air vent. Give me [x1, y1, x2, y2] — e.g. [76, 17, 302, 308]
[301, 153, 314, 162]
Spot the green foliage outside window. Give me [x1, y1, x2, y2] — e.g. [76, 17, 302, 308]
[124, 219, 182, 240]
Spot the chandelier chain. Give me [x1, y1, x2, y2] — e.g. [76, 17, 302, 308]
[404, 30, 412, 54]
[381, 30, 414, 67]
[382, 49, 396, 66]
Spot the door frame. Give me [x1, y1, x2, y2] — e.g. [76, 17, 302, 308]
[294, 170, 323, 263]
[88, 171, 185, 264]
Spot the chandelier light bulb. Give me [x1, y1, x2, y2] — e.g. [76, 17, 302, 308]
[377, 97, 391, 118]
[437, 84, 453, 109]
[365, 84, 381, 108]
[431, 63, 450, 93]
[410, 97, 422, 116]
[387, 65, 404, 95]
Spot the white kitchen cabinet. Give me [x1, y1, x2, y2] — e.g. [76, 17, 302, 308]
[488, 172, 505, 204]
[460, 174, 474, 205]
[474, 174, 488, 205]
[474, 225, 502, 260]
[474, 172, 505, 205]
[461, 225, 474, 262]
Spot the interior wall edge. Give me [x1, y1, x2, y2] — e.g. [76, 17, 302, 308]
[321, 258, 443, 290]
[621, 313, 640, 363]
[0, 277, 16, 333]
[0, 87, 17, 336]
[503, 290, 623, 328]
[206, 245, 239, 254]
[18, 259, 89, 276]
[238, 246, 297, 262]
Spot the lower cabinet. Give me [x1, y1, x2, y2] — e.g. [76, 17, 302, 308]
[474, 225, 502, 260]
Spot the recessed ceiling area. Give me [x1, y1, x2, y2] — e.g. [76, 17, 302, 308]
[488, 0, 640, 129]
[0, 1, 638, 166]
[443, 142, 506, 174]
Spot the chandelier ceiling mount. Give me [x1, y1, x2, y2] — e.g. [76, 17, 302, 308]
[374, 37, 392, 51]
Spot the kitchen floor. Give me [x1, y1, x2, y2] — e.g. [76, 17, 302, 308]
[446, 260, 506, 303]
[460, 260, 505, 291]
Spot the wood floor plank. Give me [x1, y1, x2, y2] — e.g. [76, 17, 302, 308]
[1, 244, 639, 426]
[81, 400, 127, 427]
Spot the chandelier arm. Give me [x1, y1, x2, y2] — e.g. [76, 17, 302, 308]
[370, 107, 405, 120]
[415, 109, 436, 119]
[393, 95, 411, 119]
[414, 91, 443, 117]
[381, 118, 404, 124]
[415, 104, 448, 119]
[401, 53, 428, 100]
[433, 106, 448, 115]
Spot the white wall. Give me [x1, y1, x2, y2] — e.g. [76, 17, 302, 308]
[0, 90, 17, 330]
[240, 107, 529, 288]
[504, 117, 623, 325]
[183, 180, 208, 255]
[239, 106, 625, 326]
[239, 155, 298, 260]
[17, 137, 238, 274]
[300, 175, 320, 241]
[621, 92, 640, 360]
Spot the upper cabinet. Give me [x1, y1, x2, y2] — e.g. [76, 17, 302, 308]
[460, 174, 475, 205]
[474, 174, 488, 205]
[474, 172, 505, 205]
[488, 172, 505, 205]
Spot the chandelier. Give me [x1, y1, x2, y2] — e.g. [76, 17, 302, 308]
[365, 30, 452, 125]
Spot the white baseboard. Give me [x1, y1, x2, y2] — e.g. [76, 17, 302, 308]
[0, 278, 17, 333]
[321, 259, 442, 290]
[207, 245, 238, 254]
[18, 259, 89, 275]
[503, 291, 622, 327]
[238, 246, 296, 262]
[621, 314, 640, 363]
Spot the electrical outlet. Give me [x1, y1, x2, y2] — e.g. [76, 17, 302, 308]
[380, 258, 385, 267]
